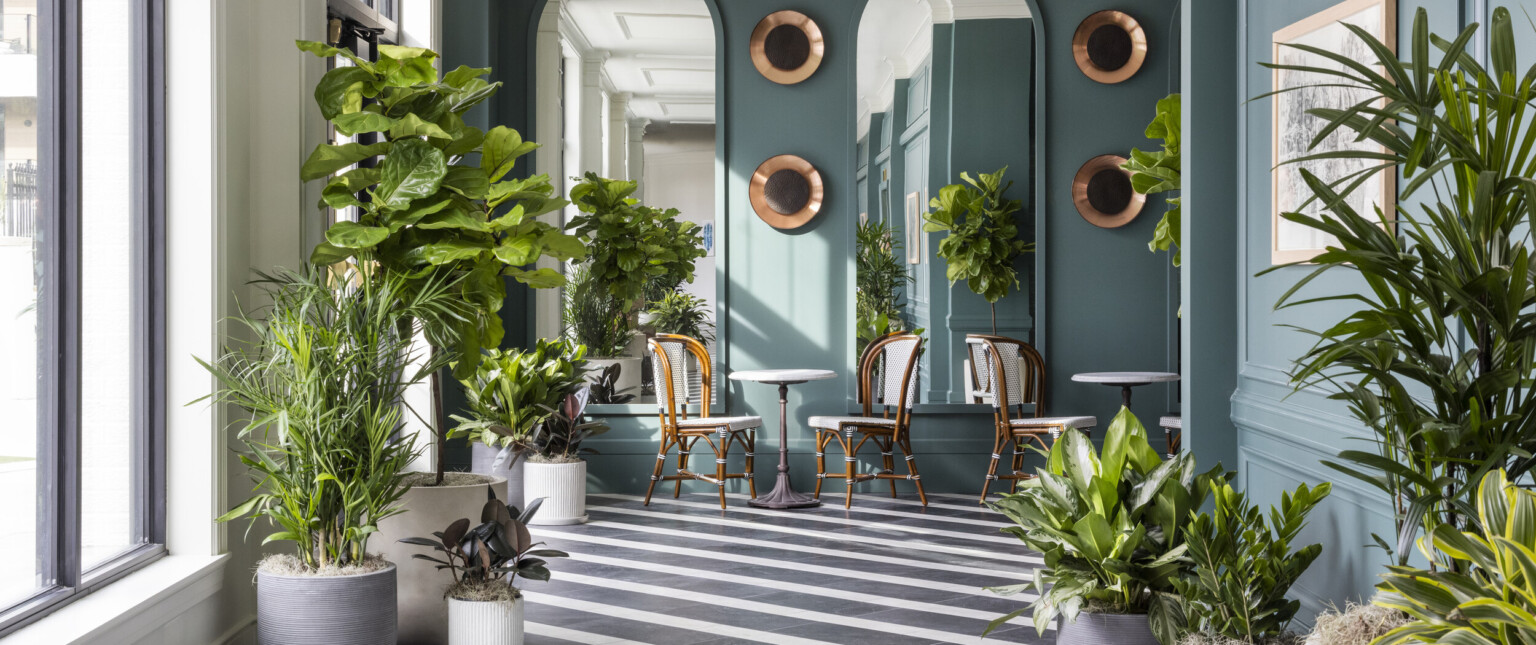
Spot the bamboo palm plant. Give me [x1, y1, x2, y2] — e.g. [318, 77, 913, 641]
[1261, 7, 1536, 564]
[202, 267, 468, 569]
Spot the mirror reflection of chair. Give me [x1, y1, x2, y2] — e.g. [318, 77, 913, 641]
[644, 334, 761, 509]
[1160, 414, 1182, 457]
[809, 333, 927, 508]
[967, 334, 1097, 504]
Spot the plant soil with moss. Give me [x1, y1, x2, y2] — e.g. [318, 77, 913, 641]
[530, 453, 583, 464]
[446, 579, 521, 607]
[1178, 633, 1303, 645]
[401, 472, 500, 488]
[257, 553, 391, 578]
[1305, 603, 1409, 645]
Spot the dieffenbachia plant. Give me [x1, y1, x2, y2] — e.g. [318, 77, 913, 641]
[295, 41, 585, 376]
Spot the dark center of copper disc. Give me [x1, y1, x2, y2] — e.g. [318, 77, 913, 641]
[764, 169, 811, 214]
[1086, 169, 1133, 214]
[1087, 24, 1133, 70]
[764, 24, 811, 71]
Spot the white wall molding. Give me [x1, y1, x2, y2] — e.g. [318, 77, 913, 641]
[930, 0, 954, 24]
[951, 0, 1031, 20]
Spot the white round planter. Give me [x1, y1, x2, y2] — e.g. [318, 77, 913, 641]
[376, 474, 506, 645]
[587, 356, 642, 402]
[447, 596, 524, 645]
[256, 563, 396, 645]
[524, 459, 588, 525]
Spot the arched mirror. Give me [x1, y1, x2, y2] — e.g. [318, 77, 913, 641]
[854, 0, 1038, 406]
[532, 0, 719, 410]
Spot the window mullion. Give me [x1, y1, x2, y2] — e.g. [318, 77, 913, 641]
[54, 0, 84, 592]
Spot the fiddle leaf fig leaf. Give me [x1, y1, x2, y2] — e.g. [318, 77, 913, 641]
[375, 138, 446, 209]
[494, 237, 539, 266]
[331, 111, 394, 137]
[325, 221, 390, 249]
[312, 66, 376, 120]
[483, 126, 540, 182]
[300, 141, 391, 182]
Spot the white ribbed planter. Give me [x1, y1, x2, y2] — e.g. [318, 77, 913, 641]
[587, 357, 641, 401]
[256, 563, 396, 645]
[524, 460, 587, 525]
[447, 596, 524, 645]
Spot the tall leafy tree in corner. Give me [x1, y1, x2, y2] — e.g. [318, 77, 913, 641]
[922, 167, 1032, 334]
[1261, 8, 1536, 565]
[295, 41, 586, 483]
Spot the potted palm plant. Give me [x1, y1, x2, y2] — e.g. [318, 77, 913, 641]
[562, 263, 635, 404]
[401, 495, 567, 645]
[453, 339, 589, 509]
[523, 389, 609, 524]
[201, 267, 460, 645]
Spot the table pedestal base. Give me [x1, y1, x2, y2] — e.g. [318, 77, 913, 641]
[748, 472, 821, 509]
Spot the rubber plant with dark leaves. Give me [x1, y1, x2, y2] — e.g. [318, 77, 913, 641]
[295, 41, 586, 484]
[985, 407, 1229, 644]
[400, 494, 568, 602]
[1259, 7, 1536, 565]
[921, 167, 1032, 334]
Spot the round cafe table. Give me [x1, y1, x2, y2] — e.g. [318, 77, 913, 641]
[1071, 371, 1180, 407]
[729, 368, 836, 509]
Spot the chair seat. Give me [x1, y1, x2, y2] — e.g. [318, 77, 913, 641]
[1009, 415, 1096, 430]
[808, 415, 898, 431]
[676, 415, 762, 432]
[1159, 415, 1182, 430]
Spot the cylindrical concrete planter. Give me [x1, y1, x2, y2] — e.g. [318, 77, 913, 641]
[470, 443, 527, 511]
[1057, 611, 1158, 645]
[587, 357, 642, 401]
[447, 596, 524, 645]
[376, 474, 506, 645]
[256, 563, 397, 645]
[524, 459, 587, 525]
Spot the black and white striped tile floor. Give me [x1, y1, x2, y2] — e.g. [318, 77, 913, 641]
[518, 492, 1047, 644]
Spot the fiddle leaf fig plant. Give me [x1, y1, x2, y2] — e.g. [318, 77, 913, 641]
[567, 173, 700, 311]
[1124, 93, 1182, 267]
[296, 41, 586, 376]
[922, 166, 1032, 334]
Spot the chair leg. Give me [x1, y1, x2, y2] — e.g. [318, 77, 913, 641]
[882, 438, 897, 498]
[899, 436, 927, 506]
[1009, 438, 1026, 494]
[980, 429, 1006, 505]
[645, 434, 672, 506]
[842, 431, 857, 509]
[813, 431, 830, 499]
[712, 433, 728, 510]
[674, 437, 693, 498]
[745, 430, 758, 499]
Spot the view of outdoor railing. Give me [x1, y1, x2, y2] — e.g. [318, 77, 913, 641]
[3, 162, 37, 239]
[1, 13, 37, 55]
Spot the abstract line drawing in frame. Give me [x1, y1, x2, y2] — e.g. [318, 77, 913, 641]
[905, 191, 923, 265]
[1271, 0, 1396, 264]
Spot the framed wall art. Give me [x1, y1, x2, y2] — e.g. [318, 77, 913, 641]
[1271, 0, 1397, 264]
[905, 191, 923, 264]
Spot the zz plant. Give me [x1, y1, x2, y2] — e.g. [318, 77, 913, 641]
[451, 338, 589, 453]
[1174, 481, 1331, 643]
[1261, 7, 1536, 564]
[986, 407, 1229, 642]
[1373, 469, 1536, 645]
[922, 167, 1032, 334]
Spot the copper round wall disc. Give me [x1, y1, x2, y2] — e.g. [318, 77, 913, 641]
[1073, 11, 1147, 84]
[750, 11, 825, 85]
[1073, 155, 1145, 228]
[750, 155, 824, 230]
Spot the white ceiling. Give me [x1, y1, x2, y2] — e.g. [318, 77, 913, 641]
[557, 0, 715, 124]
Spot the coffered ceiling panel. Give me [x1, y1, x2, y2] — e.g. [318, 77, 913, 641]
[561, 0, 716, 123]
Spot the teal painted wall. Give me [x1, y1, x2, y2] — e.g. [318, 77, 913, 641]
[440, 0, 1182, 496]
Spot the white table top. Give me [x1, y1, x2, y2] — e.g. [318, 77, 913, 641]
[1071, 371, 1180, 385]
[729, 369, 837, 384]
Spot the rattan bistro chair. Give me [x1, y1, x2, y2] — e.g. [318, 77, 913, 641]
[808, 333, 927, 508]
[644, 334, 761, 509]
[967, 335, 1097, 504]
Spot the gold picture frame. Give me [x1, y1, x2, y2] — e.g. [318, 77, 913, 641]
[905, 191, 923, 265]
[1271, 0, 1396, 264]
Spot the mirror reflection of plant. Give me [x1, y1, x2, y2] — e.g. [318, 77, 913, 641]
[587, 363, 636, 405]
[647, 291, 715, 344]
[1173, 481, 1330, 644]
[1124, 93, 1181, 267]
[451, 339, 589, 454]
[562, 263, 630, 359]
[643, 219, 707, 306]
[399, 495, 568, 602]
[855, 218, 910, 354]
[986, 407, 1230, 643]
[922, 167, 1032, 334]
[528, 389, 610, 461]
[1260, 8, 1536, 565]
[202, 267, 465, 570]
[1373, 469, 1536, 645]
[568, 173, 701, 313]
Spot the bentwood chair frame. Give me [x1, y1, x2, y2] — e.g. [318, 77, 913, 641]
[809, 333, 927, 508]
[644, 334, 760, 509]
[968, 334, 1096, 504]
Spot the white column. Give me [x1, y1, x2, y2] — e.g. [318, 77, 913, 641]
[578, 57, 606, 177]
[533, 0, 564, 342]
[607, 92, 631, 180]
[628, 117, 649, 199]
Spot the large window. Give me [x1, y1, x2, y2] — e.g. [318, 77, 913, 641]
[0, 0, 165, 635]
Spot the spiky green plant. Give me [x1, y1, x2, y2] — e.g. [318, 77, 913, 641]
[647, 291, 715, 344]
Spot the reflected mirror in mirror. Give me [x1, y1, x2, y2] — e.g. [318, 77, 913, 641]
[854, 0, 1037, 405]
[533, 0, 718, 409]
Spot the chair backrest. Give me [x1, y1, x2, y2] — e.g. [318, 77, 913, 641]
[966, 334, 1046, 420]
[857, 329, 907, 406]
[859, 333, 924, 423]
[647, 334, 713, 426]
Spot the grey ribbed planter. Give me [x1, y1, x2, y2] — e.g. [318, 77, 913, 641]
[256, 563, 396, 645]
[470, 442, 526, 510]
[1057, 611, 1158, 645]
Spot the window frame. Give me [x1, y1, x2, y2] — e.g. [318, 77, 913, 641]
[0, 0, 167, 636]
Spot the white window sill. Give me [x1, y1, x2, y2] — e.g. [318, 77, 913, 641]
[4, 553, 230, 645]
